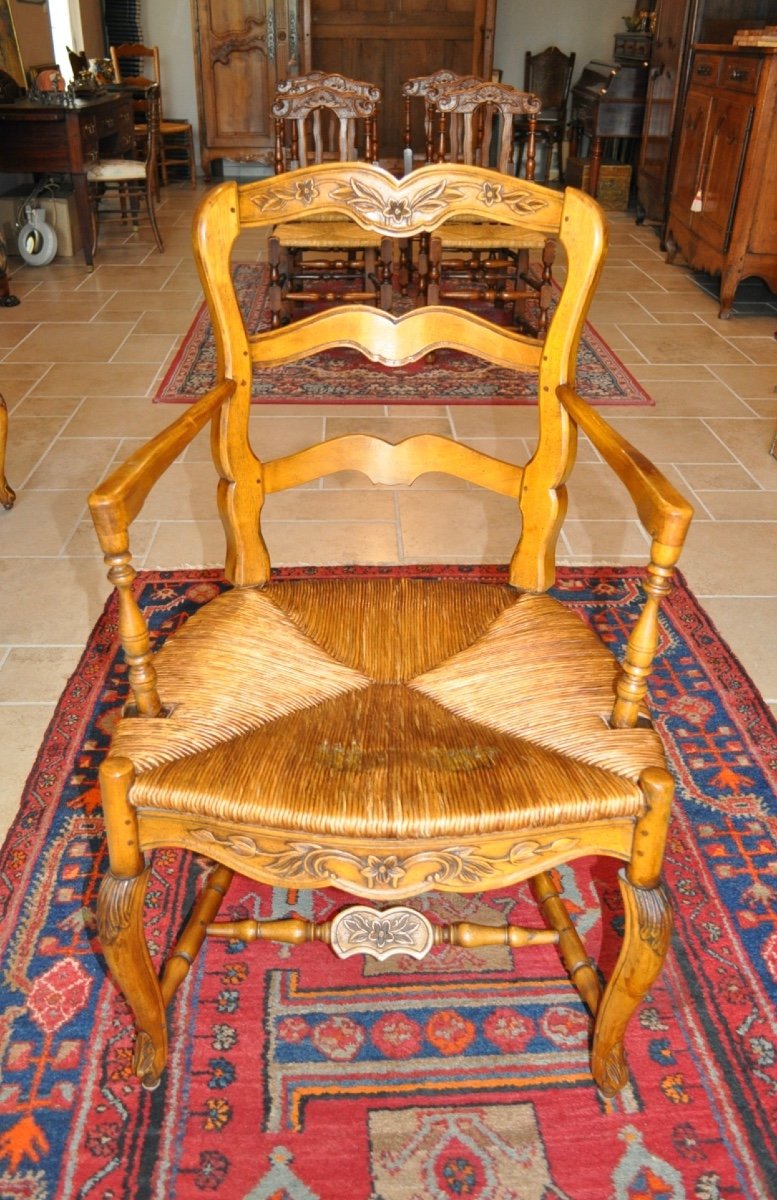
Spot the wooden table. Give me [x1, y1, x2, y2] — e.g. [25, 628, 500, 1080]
[0, 93, 135, 268]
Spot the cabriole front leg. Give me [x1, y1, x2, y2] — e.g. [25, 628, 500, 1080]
[97, 866, 168, 1088]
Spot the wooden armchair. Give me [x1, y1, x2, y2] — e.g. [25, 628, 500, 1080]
[268, 83, 392, 324]
[89, 162, 693, 1099]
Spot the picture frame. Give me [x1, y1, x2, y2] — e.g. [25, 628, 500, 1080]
[0, 0, 24, 87]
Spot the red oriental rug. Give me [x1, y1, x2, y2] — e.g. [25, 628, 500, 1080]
[154, 264, 653, 406]
[1, 566, 776, 1199]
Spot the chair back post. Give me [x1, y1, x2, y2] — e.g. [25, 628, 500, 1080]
[429, 80, 542, 176]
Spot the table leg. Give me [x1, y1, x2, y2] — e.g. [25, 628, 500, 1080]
[588, 136, 602, 198]
[0, 394, 16, 510]
[73, 173, 95, 269]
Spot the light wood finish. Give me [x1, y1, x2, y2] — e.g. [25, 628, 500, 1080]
[268, 82, 392, 323]
[0, 392, 14, 510]
[190, 0, 308, 180]
[665, 45, 777, 318]
[109, 43, 197, 188]
[89, 162, 693, 1096]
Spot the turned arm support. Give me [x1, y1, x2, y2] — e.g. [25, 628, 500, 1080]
[558, 385, 694, 728]
[87, 380, 235, 717]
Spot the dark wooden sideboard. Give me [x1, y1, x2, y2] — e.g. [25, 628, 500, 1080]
[665, 45, 777, 317]
[0, 93, 134, 268]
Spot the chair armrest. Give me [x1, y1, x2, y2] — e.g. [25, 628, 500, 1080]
[557, 384, 694, 729]
[88, 380, 235, 555]
[557, 384, 693, 549]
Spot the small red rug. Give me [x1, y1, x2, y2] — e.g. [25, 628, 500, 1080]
[155, 264, 653, 406]
[1, 566, 775, 1198]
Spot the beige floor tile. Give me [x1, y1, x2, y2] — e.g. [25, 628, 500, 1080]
[112, 333, 180, 364]
[695, 491, 775, 521]
[0, 558, 111, 643]
[616, 324, 752, 365]
[711, 365, 777, 397]
[635, 381, 755, 418]
[28, 361, 161, 398]
[262, 489, 396, 521]
[679, 521, 777, 595]
[62, 396, 173, 439]
[3, 416, 72, 483]
[561, 519, 650, 559]
[701, 597, 777, 702]
[702, 419, 777, 489]
[25, 437, 124, 491]
[0, 705, 58, 840]
[399, 489, 521, 562]
[2, 296, 111, 325]
[0, 489, 87, 556]
[450, 407, 540, 439]
[5, 322, 135, 364]
[65, 519, 157, 559]
[143, 520, 226, 569]
[608, 417, 736, 463]
[76, 264, 178, 293]
[678, 463, 763, 492]
[726, 337, 777, 366]
[10, 394, 83, 420]
[0, 324, 40, 348]
[137, 460, 224, 520]
[0, 646, 82, 703]
[264, 520, 399, 565]
[587, 297, 659, 325]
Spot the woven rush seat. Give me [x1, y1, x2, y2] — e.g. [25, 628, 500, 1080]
[113, 578, 665, 837]
[267, 219, 388, 250]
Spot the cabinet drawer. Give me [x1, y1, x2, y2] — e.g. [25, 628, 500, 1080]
[690, 53, 720, 87]
[719, 56, 761, 94]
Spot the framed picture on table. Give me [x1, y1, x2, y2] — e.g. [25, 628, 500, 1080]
[0, 0, 24, 88]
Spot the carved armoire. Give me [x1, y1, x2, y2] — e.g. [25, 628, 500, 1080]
[190, 0, 496, 176]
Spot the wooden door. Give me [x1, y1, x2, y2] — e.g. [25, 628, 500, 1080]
[636, 0, 694, 223]
[192, 0, 307, 177]
[304, 0, 495, 164]
[696, 92, 753, 252]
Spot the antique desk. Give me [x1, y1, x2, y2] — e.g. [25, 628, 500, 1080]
[0, 93, 134, 268]
[569, 60, 649, 198]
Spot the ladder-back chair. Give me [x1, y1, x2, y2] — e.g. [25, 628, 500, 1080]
[275, 70, 381, 166]
[421, 79, 551, 336]
[515, 46, 576, 182]
[401, 69, 481, 172]
[268, 83, 392, 324]
[86, 83, 164, 254]
[110, 43, 197, 187]
[88, 162, 693, 1098]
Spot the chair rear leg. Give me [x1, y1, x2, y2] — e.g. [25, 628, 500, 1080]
[591, 768, 674, 1096]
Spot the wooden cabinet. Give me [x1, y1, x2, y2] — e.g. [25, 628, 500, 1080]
[190, 0, 495, 175]
[665, 46, 777, 316]
[306, 0, 495, 165]
[190, 0, 309, 178]
[636, 0, 774, 226]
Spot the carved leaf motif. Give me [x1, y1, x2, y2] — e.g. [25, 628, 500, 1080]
[509, 836, 578, 862]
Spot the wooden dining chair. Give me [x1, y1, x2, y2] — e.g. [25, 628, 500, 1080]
[88, 161, 693, 1099]
[110, 43, 197, 187]
[86, 84, 164, 254]
[268, 82, 392, 324]
[417, 79, 551, 335]
[0, 392, 14, 510]
[401, 69, 481, 172]
[275, 70, 382, 165]
[515, 46, 576, 183]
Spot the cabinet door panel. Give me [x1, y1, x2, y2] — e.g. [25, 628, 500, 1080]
[700, 96, 752, 250]
[670, 89, 711, 214]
